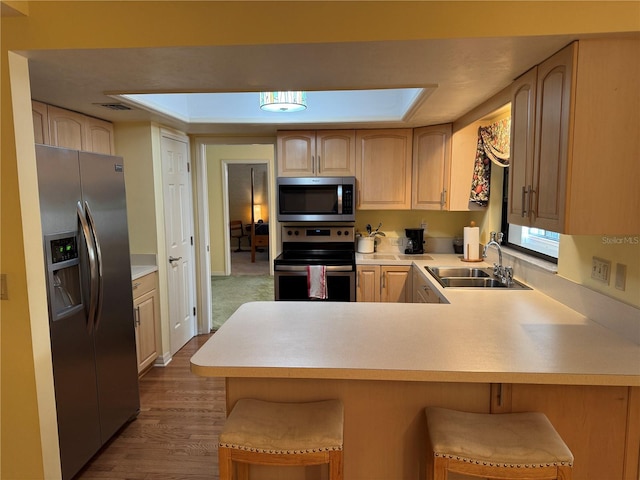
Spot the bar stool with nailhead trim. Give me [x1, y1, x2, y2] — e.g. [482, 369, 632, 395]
[218, 398, 344, 480]
[425, 407, 574, 480]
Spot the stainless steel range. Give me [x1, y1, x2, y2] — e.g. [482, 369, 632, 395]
[274, 225, 355, 301]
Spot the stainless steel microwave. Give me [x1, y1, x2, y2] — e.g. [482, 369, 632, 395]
[277, 176, 356, 222]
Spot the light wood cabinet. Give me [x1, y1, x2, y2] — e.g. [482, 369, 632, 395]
[32, 100, 50, 145]
[48, 104, 86, 151]
[277, 130, 355, 177]
[491, 383, 638, 479]
[412, 266, 441, 303]
[355, 129, 412, 210]
[33, 102, 115, 154]
[412, 124, 451, 210]
[508, 37, 639, 234]
[132, 272, 159, 375]
[356, 265, 381, 302]
[356, 265, 412, 302]
[84, 116, 116, 155]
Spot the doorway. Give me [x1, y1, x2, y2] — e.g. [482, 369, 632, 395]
[194, 140, 276, 333]
[226, 163, 270, 275]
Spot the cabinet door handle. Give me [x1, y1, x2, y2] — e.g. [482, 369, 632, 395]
[133, 306, 141, 327]
[440, 190, 447, 208]
[133, 281, 142, 290]
[529, 187, 536, 220]
[521, 186, 528, 217]
[311, 155, 315, 175]
[382, 272, 386, 288]
[317, 155, 321, 174]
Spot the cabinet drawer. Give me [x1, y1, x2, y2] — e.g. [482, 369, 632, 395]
[132, 272, 157, 299]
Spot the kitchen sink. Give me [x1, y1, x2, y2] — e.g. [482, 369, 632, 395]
[425, 266, 531, 290]
[427, 267, 491, 278]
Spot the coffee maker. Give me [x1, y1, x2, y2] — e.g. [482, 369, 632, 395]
[405, 228, 425, 254]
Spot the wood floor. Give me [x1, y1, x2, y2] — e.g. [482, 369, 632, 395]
[77, 333, 224, 480]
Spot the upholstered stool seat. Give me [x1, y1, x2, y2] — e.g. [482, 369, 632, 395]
[425, 407, 573, 480]
[219, 398, 344, 480]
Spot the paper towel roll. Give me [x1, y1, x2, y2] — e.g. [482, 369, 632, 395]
[463, 226, 480, 260]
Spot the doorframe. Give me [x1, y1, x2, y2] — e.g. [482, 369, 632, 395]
[193, 137, 276, 335]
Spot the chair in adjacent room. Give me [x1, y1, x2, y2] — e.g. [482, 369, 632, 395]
[425, 407, 573, 480]
[218, 398, 344, 480]
[230, 220, 248, 252]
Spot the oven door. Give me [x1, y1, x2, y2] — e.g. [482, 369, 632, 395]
[274, 268, 355, 302]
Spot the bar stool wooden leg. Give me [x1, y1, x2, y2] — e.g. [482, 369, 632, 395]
[218, 446, 233, 480]
[328, 450, 344, 480]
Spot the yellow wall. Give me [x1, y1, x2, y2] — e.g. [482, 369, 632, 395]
[2, 2, 639, 478]
[114, 123, 158, 254]
[558, 235, 640, 307]
[355, 210, 483, 240]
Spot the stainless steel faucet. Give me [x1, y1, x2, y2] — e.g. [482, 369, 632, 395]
[482, 232, 513, 285]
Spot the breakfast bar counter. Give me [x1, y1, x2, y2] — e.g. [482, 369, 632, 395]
[191, 299, 640, 479]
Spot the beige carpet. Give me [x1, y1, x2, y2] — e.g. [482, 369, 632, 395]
[211, 275, 274, 330]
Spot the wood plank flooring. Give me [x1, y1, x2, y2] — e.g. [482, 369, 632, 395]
[77, 333, 224, 480]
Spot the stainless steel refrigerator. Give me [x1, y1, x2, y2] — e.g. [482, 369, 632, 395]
[36, 144, 140, 479]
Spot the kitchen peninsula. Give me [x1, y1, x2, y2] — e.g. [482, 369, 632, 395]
[191, 262, 640, 480]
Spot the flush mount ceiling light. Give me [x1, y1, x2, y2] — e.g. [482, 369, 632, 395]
[259, 91, 307, 112]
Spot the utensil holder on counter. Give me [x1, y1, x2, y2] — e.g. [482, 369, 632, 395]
[357, 237, 375, 253]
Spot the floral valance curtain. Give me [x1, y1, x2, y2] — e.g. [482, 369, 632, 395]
[469, 117, 511, 206]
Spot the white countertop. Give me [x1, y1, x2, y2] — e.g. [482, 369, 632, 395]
[191, 261, 640, 385]
[131, 264, 158, 280]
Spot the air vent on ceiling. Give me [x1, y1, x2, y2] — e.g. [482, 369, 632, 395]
[95, 103, 133, 111]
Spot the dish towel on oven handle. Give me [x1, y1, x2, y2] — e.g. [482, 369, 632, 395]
[307, 265, 327, 300]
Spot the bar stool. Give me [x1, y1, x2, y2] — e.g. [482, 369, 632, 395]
[425, 407, 573, 480]
[218, 398, 344, 480]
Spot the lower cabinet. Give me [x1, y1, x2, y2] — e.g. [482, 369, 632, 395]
[132, 272, 159, 374]
[356, 265, 412, 302]
[490, 383, 638, 479]
[412, 266, 441, 303]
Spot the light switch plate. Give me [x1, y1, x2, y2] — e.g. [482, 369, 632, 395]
[591, 257, 611, 284]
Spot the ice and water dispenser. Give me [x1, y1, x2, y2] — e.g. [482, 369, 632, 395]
[45, 232, 83, 320]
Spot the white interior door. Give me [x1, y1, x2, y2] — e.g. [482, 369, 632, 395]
[161, 131, 196, 355]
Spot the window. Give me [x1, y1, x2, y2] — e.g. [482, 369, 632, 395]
[501, 168, 559, 262]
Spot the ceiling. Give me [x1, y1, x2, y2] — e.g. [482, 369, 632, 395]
[23, 35, 581, 135]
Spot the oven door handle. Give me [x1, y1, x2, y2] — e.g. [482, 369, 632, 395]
[275, 265, 354, 272]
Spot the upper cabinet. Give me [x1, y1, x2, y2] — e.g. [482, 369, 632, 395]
[412, 124, 451, 210]
[508, 37, 639, 234]
[277, 130, 355, 177]
[34, 102, 115, 155]
[32, 101, 50, 145]
[356, 129, 413, 210]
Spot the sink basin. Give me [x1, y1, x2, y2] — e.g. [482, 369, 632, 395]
[439, 277, 506, 287]
[427, 266, 491, 278]
[425, 266, 531, 290]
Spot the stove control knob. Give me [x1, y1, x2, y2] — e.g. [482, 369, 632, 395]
[294, 230, 299, 236]
[337, 230, 342, 236]
[344, 230, 350, 236]
[287, 230, 293, 236]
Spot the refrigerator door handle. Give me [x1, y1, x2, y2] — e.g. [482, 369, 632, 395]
[84, 201, 104, 331]
[77, 201, 98, 333]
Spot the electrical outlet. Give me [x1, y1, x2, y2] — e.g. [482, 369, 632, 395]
[615, 263, 627, 291]
[591, 257, 611, 284]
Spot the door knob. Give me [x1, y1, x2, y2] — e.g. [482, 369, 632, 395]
[169, 256, 182, 264]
